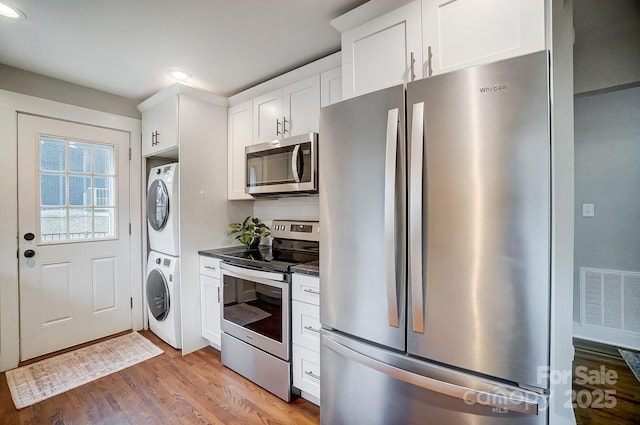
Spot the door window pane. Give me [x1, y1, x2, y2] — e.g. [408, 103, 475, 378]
[94, 208, 115, 238]
[94, 145, 115, 175]
[40, 173, 66, 206]
[68, 141, 92, 173]
[40, 137, 66, 171]
[93, 176, 115, 206]
[39, 135, 118, 243]
[69, 208, 93, 239]
[40, 208, 67, 241]
[69, 175, 92, 206]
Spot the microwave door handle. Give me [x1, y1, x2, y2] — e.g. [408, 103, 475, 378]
[291, 144, 301, 183]
[384, 108, 400, 328]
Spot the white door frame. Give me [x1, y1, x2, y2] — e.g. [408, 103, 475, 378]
[0, 89, 143, 372]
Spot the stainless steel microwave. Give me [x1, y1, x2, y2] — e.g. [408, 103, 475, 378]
[245, 132, 318, 196]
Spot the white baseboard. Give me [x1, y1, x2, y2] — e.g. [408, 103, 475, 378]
[573, 321, 640, 350]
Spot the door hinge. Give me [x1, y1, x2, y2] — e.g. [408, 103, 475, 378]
[130, 297, 133, 309]
[129, 147, 132, 160]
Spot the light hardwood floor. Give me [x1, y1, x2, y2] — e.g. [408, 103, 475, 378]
[0, 330, 319, 425]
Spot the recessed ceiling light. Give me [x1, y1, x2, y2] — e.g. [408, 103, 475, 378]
[0, 2, 26, 19]
[168, 69, 192, 81]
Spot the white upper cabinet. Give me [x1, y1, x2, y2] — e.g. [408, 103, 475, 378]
[320, 67, 343, 107]
[422, 0, 545, 76]
[227, 101, 253, 200]
[253, 89, 283, 143]
[341, 1, 423, 99]
[253, 76, 320, 144]
[282, 75, 320, 137]
[141, 95, 179, 157]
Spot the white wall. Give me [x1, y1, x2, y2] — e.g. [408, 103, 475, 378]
[573, 86, 640, 348]
[573, 0, 640, 93]
[0, 89, 142, 372]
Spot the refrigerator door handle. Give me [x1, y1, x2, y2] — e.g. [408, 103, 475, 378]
[324, 336, 539, 416]
[409, 102, 425, 333]
[384, 108, 400, 328]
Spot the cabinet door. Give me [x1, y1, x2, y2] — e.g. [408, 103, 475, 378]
[342, 1, 422, 99]
[253, 89, 283, 143]
[282, 75, 320, 137]
[142, 95, 179, 157]
[227, 101, 253, 200]
[422, 0, 545, 76]
[321, 67, 343, 108]
[200, 274, 221, 347]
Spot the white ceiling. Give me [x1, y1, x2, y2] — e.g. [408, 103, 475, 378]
[0, 0, 367, 102]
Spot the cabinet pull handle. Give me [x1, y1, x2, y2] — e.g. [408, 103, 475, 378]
[204, 265, 217, 270]
[304, 325, 320, 333]
[151, 131, 160, 146]
[276, 118, 282, 136]
[304, 370, 320, 381]
[410, 52, 416, 81]
[283, 117, 289, 134]
[427, 46, 433, 77]
[217, 287, 220, 303]
[303, 288, 320, 295]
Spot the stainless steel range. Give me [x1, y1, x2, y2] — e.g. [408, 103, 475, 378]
[218, 219, 319, 401]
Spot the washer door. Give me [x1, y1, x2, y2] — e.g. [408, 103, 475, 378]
[146, 269, 170, 321]
[147, 179, 169, 231]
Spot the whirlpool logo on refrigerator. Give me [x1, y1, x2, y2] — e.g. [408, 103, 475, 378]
[479, 83, 509, 94]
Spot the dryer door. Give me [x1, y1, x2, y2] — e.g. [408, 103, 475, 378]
[147, 179, 169, 231]
[146, 269, 170, 321]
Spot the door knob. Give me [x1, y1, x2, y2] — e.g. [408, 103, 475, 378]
[24, 232, 35, 241]
[24, 249, 36, 258]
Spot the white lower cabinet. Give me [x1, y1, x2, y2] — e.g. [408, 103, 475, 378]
[292, 273, 320, 404]
[199, 256, 221, 348]
[293, 345, 321, 400]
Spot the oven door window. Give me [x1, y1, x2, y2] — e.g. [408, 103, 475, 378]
[247, 142, 311, 187]
[223, 275, 283, 343]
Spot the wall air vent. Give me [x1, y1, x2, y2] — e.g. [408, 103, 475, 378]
[581, 267, 640, 335]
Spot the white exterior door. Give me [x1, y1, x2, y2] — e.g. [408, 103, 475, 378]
[17, 114, 132, 361]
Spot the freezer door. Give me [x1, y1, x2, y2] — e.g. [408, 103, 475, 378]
[321, 331, 548, 425]
[406, 51, 551, 389]
[319, 85, 406, 351]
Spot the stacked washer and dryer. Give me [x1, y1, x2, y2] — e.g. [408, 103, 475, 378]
[145, 163, 181, 348]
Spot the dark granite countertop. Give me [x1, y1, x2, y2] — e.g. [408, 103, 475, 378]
[199, 246, 320, 277]
[197, 246, 249, 258]
[291, 260, 319, 277]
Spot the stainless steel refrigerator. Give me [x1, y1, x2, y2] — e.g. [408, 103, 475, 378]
[319, 51, 551, 424]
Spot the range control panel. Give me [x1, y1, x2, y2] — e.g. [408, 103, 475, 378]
[271, 220, 319, 242]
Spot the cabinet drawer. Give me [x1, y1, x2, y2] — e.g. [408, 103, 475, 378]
[199, 256, 221, 278]
[292, 274, 320, 305]
[293, 344, 320, 400]
[292, 301, 320, 351]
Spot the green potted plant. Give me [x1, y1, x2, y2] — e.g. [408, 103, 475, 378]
[227, 216, 271, 249]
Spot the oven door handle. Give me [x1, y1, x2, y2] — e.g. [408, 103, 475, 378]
[221, 262, 287, 283]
